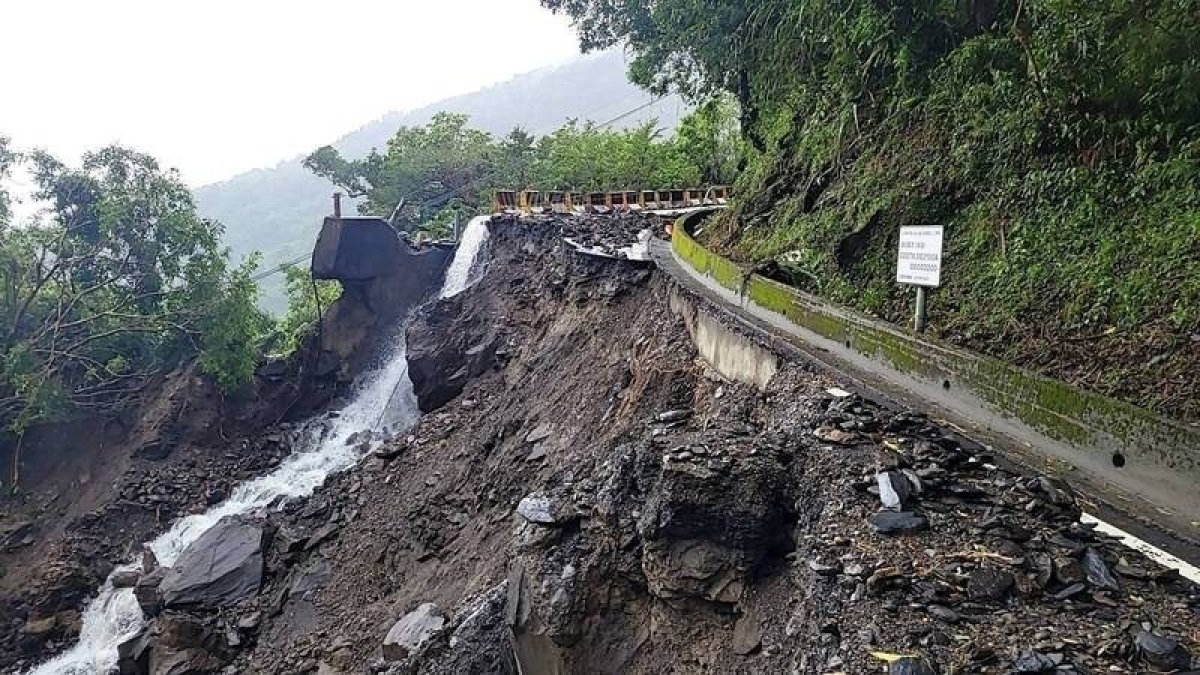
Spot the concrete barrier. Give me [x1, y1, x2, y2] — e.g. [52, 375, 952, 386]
[667, 211, 1200, 555]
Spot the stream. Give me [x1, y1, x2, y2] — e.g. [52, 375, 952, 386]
[28, 216, 493, 674]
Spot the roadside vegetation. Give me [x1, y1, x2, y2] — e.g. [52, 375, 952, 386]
[543, 0, 1200, 421]
[0, 140, 272, 486]
[304, 108, 742, 239]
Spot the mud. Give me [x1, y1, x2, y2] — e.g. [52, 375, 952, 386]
[140, 217, 1197, 674]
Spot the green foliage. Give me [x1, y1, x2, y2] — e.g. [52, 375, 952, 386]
[0, 136, 14, 227]
[305, 113, 498, 234]
[0, 144, 270, 437]
[674, 94, 744, 184]
[304, 111, 714, 235]
[547, 0, 1200, 418]
[198, 254, 272, 392]
[271, 264, 341, 356]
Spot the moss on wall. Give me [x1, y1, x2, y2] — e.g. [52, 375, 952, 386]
[671, 217, 1198, 475]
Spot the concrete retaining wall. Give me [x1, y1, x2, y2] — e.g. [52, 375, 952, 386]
[669, 212, 1200, 549]
[668, 288, 778, 391]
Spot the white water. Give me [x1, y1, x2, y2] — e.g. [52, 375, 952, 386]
[29, 230, 491, 674]
[440, 215, 491, 298]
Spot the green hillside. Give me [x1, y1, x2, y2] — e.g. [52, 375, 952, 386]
[195, 51, 687, 313]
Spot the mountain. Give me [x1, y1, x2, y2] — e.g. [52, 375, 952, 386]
[194, 50, 687, 313]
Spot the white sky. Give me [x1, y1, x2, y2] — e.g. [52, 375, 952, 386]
[0, 0, 581, 187]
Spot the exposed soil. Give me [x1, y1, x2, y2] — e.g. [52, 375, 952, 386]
[118, 216, 1197, 674]
[0, 343, 344, 670]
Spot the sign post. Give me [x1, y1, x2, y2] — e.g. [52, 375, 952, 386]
[896, 225, 944, 333]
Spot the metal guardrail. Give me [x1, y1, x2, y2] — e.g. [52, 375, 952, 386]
[492, 186, 730, 214]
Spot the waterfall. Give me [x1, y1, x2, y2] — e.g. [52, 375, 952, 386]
[440, 215, 491, 298]
[28, 227, 492, 674]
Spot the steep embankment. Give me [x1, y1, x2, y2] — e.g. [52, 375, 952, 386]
[137, 216, 1198, 674]
[0, 351, 338, 670]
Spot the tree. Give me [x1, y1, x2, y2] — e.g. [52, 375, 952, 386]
[675, 95, 744, 184]
[305, 113, 497, 230]
[0, 136, 15, 227]
[303, 113, 706, 234]
[0, 144, 269, 487]
[270, 264, 341, 357]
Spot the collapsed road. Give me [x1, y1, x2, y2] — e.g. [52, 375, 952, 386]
[23, 213, 1200, 674]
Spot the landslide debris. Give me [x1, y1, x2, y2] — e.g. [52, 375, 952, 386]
[117, 216, 1198, 674]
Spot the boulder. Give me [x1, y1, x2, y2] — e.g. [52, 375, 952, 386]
[516, 495, 575, 526]
[135, 568, 166, 617]
[639, 449, 792, 603]
[290, 557, 332, 596]
[159, 517, 266, 609]
[112, 569, 141, 589]
[117, 628, 153, 675]
[382, 603, 447, 661]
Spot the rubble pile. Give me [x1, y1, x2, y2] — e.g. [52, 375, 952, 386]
[20, 214, 1196, 674]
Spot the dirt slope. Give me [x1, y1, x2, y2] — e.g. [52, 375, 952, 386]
[191, 218, 1199, 675]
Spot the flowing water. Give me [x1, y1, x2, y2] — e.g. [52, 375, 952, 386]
[27, 221, 493, 674]
[441, 215, 492, 298]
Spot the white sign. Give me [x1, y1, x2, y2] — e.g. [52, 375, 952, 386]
[896, 225, 943, 287]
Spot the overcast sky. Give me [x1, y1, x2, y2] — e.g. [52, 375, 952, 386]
[0, 0, 581, 187]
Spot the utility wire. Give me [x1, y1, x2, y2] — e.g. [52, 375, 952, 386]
[251, 95, 668, 282]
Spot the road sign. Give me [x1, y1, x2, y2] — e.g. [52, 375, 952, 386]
[896, 225, 943, 287]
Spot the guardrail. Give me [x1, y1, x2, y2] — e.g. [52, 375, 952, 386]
[668, 209, 1200, 556]
[493, 187, 730, 214]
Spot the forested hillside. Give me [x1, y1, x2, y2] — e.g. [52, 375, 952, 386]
[545, 0, 1200, 422]
[0, 141, 265, 476]
[195, 50, 687, 312]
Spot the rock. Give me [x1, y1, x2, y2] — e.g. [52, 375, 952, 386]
[869, 511, 929, 535]
[21, 616, 56, 637]
[1081, 548, 1120, 592]
[1, 521, 36, 551]
[112, 569, 141, 589]
[1052, 583, 1087, 601]
[1113, 564, 1150, 580]
[656, 409, 692, 423]
[927, 604, 960, 623]
[1031, 552, 1054, 588]
[159, 516, 265, 609]
[524, 423, 554, 444]
[807, 559, 841, 576]
[290, 557, 332, 596]
[133, 439, 171, 461]
[1136, 629, 1192, 670]
[814, 427, 860, 445]
[877, 471, 916, 510]
[237, 611, 262, 631]
[890, 657, 938, 675]
[967, 567, 1015, 601]
[117, 628, 152, 675]
[1053, 556, 1084, 586]
[151, 612, 227, 673]
[382, 603, 447, 661]
[135, 567, 166, 616]
[306, 522, 340, 550]
[257, 356, 290, 382]
[526, 444, 548, 462]
[1012, 651, 1060, 672]
[732, 612, 762, 655]
[1035, 477, 1075, 506]
[516, 495, 574, 526]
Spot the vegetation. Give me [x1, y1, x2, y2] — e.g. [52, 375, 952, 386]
[304, 108, 737, 238]
[195, 51, 688, 314]
[544, 0, 1200, 420]
[270, 264, 341, 357]
[0, 142, 270, 485]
